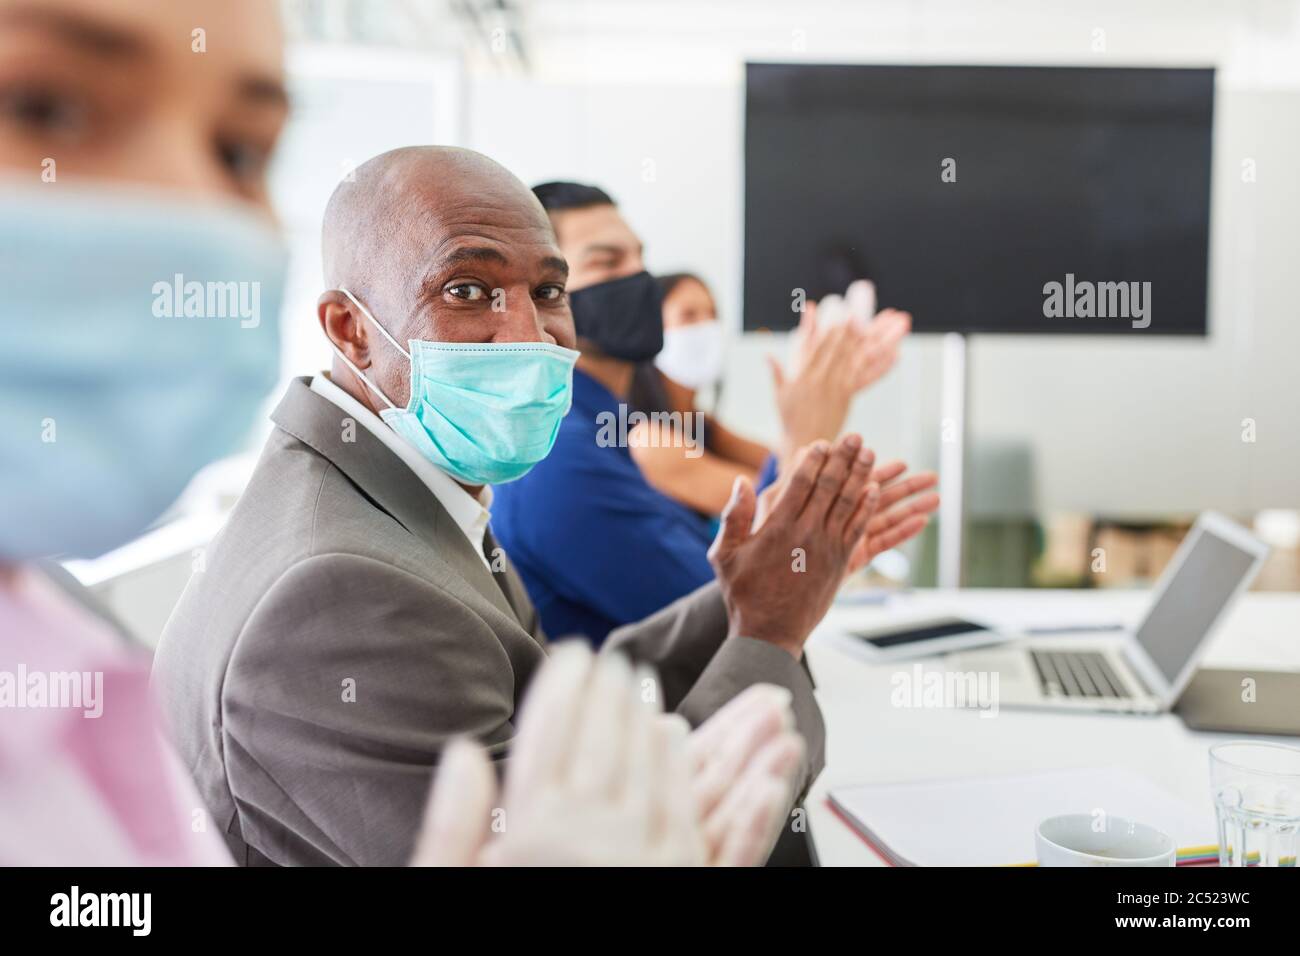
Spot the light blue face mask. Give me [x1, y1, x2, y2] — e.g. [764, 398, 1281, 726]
[0, 183, 286, 560]
[330, 289, 578, 486]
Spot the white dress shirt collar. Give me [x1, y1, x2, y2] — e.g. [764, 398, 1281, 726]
[309, 373, 493, 567]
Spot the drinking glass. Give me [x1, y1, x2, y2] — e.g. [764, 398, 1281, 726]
[1210, 741, 1300, 867]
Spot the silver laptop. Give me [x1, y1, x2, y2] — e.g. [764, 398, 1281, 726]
[945, 512, 1269, 714]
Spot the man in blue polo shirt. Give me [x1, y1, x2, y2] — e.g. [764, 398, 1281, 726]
[490, 182, 937, 644]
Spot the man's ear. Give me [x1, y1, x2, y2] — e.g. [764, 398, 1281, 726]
[318, 290, 370, 368]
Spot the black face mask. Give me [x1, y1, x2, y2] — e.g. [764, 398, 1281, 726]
[568, 271, 665, 362]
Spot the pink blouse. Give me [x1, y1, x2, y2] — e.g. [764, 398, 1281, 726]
[0, 567, 229, 865]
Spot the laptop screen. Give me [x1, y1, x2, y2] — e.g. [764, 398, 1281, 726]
[1136, 526, 1260, 682]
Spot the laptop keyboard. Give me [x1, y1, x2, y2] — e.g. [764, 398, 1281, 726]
[1030, 650, 1133, 699]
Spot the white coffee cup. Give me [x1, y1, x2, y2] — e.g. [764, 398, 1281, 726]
[1035, 813, 1176, 867]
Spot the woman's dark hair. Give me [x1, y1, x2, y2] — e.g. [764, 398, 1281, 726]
[656, 272, 710, 302]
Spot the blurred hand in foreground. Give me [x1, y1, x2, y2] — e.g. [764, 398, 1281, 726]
[412, 643, 802, 866]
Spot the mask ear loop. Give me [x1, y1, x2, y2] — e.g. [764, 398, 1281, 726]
[326, 287, 409, 410]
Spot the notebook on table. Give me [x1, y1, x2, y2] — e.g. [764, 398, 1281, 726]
[827, 766, 1218, 867]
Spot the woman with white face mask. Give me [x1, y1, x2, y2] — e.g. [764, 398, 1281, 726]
[631, 273, 923, 519]
[653, 274, 730, 392]
[628, 274, 771, 517]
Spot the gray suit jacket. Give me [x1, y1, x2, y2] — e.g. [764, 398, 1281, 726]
[152, 378, 824, 866]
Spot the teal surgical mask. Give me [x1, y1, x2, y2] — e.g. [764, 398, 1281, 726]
[0, 182, 286, 560]
[329, 289, 578, 486]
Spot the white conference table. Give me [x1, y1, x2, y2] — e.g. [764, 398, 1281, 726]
[803, 588, 1300, 866]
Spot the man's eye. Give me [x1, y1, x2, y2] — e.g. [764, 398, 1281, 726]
[536, 285, 566, 302]
[447, 283, 489, 301]
[0, 86, 90, 140]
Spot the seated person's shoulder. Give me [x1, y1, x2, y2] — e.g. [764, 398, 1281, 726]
[238, 550, 496, 648]
[230, 434, 415, 565]
[162, 441, 446, 656]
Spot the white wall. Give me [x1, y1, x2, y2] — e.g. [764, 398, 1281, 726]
[464, 0, 1300, 517]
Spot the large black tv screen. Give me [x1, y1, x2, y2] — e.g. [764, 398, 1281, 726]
[743, 64, 1213, 335]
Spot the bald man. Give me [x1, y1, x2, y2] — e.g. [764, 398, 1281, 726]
[154, 146, 878, 867]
